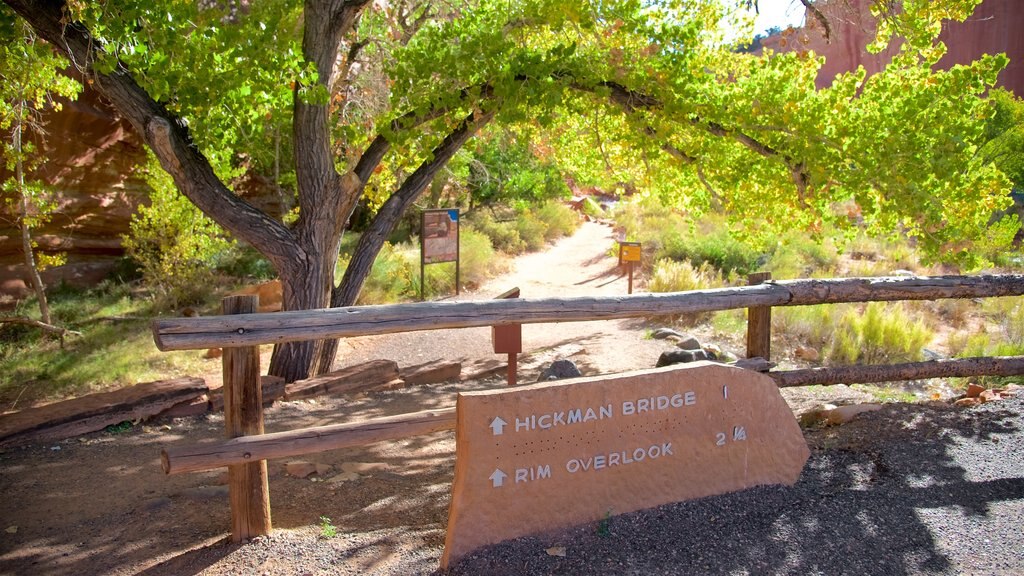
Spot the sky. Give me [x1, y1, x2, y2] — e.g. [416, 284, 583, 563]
[752, 0, 807, 34]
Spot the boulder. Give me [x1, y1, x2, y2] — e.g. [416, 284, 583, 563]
[656, 349, 708, 368]
[675, 336, 702, 351]
[537, 360, 582, 382]
[794, 345, 820, 362]
[651, 328, 684, 340]
[825, 403, 883, 425]
[966, 383, 986, 398]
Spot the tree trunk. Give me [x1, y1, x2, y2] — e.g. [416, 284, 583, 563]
[12, 99, 51, 326]
[312, 112, 495, 375]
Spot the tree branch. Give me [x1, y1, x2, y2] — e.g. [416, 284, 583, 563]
[4, 0, 301, 271]
[798, 0, 833, 43]
[0, 316, 81, 338]
[332, 110, 496, 309]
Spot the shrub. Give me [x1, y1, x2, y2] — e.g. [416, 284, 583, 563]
[774, 304, 845, 351]
[123, 154, 232, 310]
[466, 210, 525, 254]
[828, 302, 933, 364]
[458, 226, 508, 288]
[215, 244, 276, 281]
[349, 241, 416, 305]
[648, 259, 723, 326]
[649, 259, 723, 293]
[765, 232, 839, 279]
[515, 209, 548, 251]
[534, 201, 579, 241]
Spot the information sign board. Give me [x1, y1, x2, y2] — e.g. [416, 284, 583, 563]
[422, 209, 460, 264]
[620, 241, 642, 263]
[441, 362, 809, 568]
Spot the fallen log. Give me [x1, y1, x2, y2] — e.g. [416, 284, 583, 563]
[162, 406, 456, 474]
[284, 360, 400, 401]
[208, 375, 287, 412]
[769, 356, 1024, 388]
[0, 377, 207, 448]
[400, 360, 462, 386]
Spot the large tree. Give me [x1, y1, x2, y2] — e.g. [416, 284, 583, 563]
[2, 0, 1014, 381]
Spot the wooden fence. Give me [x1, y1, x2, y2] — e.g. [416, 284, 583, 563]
[154, 274, 1024, 541]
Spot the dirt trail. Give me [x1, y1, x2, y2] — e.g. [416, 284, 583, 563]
[335, 220, 671, 378]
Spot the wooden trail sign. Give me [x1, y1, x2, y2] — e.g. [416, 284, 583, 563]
[441, 361, 809, 568]
[619, 241, 641, 294]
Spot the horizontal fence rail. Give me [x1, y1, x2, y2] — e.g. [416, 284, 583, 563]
[162, 407, 456, 475]
[154, 275, 1024, 350]
[160, 355, 1024, 474]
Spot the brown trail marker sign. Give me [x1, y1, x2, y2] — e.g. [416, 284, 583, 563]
[440, 361, 809, 568]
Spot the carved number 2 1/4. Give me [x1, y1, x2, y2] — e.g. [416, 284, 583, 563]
[716, 426, 747, 446]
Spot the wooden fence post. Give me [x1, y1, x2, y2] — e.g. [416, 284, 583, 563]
[746, 272, 772, 360]
[222, 295, 272, 541]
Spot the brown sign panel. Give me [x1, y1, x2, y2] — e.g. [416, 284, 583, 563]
[620, 241, 641, 263]
[422, 209, 459, 264]
[441, 362, 809, 568]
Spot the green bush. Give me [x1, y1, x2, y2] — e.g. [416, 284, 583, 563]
[350, 241, 417, 305]
[765, 232, 839, 279]
[828, 302, 933, 365]
[343, 227, 508, 304]
[215, 244, 276, 280]
[458, 226, 508, 288]
[534, 201, 579, 241]
[122, 154, 232, 310]
[648, 259, 723, 326]
[515, 210, 548, 251]
[466, 210, 525, 254]
[774, 304, 846, 351]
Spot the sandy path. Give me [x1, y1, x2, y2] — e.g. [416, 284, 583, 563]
[335, 220, 671, 378]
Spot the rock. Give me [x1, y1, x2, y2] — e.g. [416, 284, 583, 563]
[651, 328, 684, 340]
[733, 357, 774, 372]
[545, 546, 567, 557]
[716, 349, 739, 363]
[5, 526, 17, 534]
[328, 471, 361, 483]
[537, 360, 582, 382]
[825, 403, 883, 425]
[794, 345, 819, 362]
[798, 404, 838, 427]
[656, 349, 708, 368]
[341, 461, 390, 474]
[966, 383, 986, 398]
[955, 397, 982, 408]
[204, 348, 223, 359]
[285, 461, 318, 479]
[675, 336, 702, 351]
[979, 389, 1002, 403]
[315, 463, 332, 476]
[995, 384, 1020, 397]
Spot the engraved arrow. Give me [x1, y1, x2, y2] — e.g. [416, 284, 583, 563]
[489, 416, 507, 436]
[489, 469, 507, 488]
